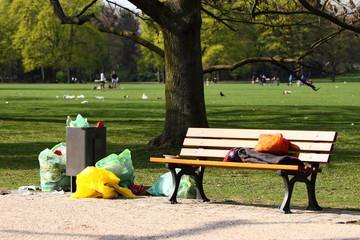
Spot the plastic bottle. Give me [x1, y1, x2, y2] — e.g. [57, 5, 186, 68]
[66, 116, 71, 126]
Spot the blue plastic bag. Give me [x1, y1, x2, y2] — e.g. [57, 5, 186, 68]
[146, 170, 196, 199]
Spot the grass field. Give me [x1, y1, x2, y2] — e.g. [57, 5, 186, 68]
[0, 80, 359, 211]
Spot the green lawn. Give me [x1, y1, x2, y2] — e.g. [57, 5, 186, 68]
[0, 81, 359, 210]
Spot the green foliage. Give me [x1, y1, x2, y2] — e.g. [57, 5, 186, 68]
[0, 0, 21, 75]
[56, 71, 66, 81]
[255, 2, 310, 57]
[0, 81, 359, 210]
[7, 0, 107, 79]
[138, 20, 165, 76]
[10, 0, 51, 72]
[1, 0, 359, 82]
[201, 14, 255, 76]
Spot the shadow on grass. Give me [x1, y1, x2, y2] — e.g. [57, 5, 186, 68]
[208, 105, 360, 131]
[0, 141, 175, 170]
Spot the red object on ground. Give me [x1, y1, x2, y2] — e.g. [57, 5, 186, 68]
[54, 150, 62, 156]
[131, 184, 151, 195]
[96, 121, 105, 127]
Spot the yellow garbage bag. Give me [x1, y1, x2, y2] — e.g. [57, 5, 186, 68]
[70, 166, 136, 199]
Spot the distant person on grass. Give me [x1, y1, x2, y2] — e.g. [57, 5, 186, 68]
[111, 71, 119, 88]
[100, 72, 106, 89]
[288, 74, 293, 86]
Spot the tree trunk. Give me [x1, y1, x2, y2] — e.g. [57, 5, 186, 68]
[67, 66, 71, 83]
[330, 73, 336, 82]
[149, 1, 208, 147]
[41, 67, 45, 83]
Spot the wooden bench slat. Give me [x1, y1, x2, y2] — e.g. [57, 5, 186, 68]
[150, 157, 321, 173]
[180, 148, 227, 158]
[186, 128, 337, 142]
[179, 148, 330, 163]
[183, 138, 334, 152]
[297, 153, 331, 162]
[183, 138, 256, 149]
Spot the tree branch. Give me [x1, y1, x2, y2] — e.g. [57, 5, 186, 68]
[105, 0, 148, 21]
[77, 0, 98, 17]
[203, 56, 322, 91]
[218, 17, 317, 28]
[128, 0, 168, 27]
[253, 10, 311, 16]
[298, 28, 345, 60]
[298, 0, 360, 33]
[203, 56, 299, 74]
[251, 0, 259, 18]
[49, 0, 164, 57]
[200, 6, 236, 31]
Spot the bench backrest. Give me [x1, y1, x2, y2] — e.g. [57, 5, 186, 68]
[180, 128, 337, 164]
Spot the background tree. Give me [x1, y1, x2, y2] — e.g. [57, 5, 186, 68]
[138, 20, 165, 82]
[68, 24, 108, 82]
[101, 4, 140, 81]
[309, 29, 358, 81]
[50, 0, 360, 147]
[8, 0, 108, 82]
[201, 12, 255, 80]
[0, 0, 20, 83]
[10, 0, 60, 82]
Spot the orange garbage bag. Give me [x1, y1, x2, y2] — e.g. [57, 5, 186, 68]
[256, 133, 299, 153]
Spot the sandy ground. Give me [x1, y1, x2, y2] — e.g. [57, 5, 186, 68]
[0, 190, 360, 240]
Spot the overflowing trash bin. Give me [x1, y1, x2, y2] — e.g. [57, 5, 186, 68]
[37, 114, 160, 198]
[66, 126, 106, 192]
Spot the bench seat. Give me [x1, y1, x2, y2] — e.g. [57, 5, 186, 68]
[150, 127, 337, 213]
[150, 158, 321, 172]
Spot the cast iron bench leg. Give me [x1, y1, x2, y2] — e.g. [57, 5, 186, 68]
[306, 172, 322, 211]
[168, 167, 183, 204]
[278, 169, 322, 213]
[278, 172, 296, 214]
[166, 163, 210, 203]
[194, 166, 210, 202]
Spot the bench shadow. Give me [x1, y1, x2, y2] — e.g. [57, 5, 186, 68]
[1, 199, 359, 239]
[209, 200, 360, 217]
[0, 219, 253, 240]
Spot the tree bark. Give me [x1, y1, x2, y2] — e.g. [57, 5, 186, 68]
[41, 67, 45, 83]
[149, 0, 208, 147]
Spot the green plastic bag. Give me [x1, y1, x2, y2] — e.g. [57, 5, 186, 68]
[38, 143, 70, 192]
[146, 170, 196, 199]
[69, 114, 89, 128]
[95, 149, 135, 188]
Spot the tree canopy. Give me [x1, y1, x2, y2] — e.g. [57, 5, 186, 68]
[0, 0, 141, 82]
[8, 0, 360, 146]
[47, 0, 360, 147]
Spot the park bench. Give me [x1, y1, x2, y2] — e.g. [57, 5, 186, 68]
[150, 127, 337, 213]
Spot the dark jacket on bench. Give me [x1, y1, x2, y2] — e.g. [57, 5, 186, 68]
[225, 147, 304, 166]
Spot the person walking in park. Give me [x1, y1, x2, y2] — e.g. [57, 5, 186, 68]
[288, 74, 293, 86]
[111, 71, 119, 88]
[100, 72, 106, 89]
[301, 75, 306, 85]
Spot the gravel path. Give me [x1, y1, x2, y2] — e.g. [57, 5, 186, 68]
[1, 191, 359, 240]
